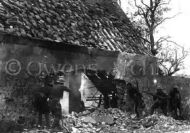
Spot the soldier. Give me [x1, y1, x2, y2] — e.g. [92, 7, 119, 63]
[110, 90, 118, 108]
[103, 94, 110, 109]
[115, 79, 126, 110]
[126, 82, 145, 118]
[49, 97, 62, 129]
[49, 71, 70, 129]
[169, 86, 182, 119]
[45, 71, 56, 86]
[33, 72, 51, 128]
[150, 87, 168, 115]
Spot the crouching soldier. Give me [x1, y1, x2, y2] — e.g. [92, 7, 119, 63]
[150, 87, 168, 115]
[169, 86, 182, 119]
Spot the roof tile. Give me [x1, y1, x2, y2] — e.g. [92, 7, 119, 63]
[0, 0, 143, 53]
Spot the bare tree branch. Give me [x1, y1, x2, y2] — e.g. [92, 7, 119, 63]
[154, 13, 181, 28]
[159, 0, 172, 6]
[129, 0, 188, 76]
[141, 0, 150, 9]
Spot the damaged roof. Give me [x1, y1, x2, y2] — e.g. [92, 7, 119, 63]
[0, 0, 144, 53]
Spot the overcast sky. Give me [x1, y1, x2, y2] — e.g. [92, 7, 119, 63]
[120, 0, 190, 76]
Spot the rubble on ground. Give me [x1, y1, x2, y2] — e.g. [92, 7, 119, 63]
[14, 108, 190, 133]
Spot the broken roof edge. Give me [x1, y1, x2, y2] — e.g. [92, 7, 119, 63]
[0, 31, 119, 57]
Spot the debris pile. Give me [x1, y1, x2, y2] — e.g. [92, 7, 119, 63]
[21, 108, 190, 133]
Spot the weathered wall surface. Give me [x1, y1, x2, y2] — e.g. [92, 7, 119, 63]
[0, 33, 119, 119]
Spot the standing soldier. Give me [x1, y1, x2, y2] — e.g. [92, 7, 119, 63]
[150, 86, 168, 115]
[49, 97, 62, 129]
[110, 90, 118, 108]
[49, 71, 70, 129]
[169, 86, 182, 119]
[33, 72, 51, 128]
[115, 79, 126, 110]
[126, 82, 145, 118]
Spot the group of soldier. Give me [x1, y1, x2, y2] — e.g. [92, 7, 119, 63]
[150, 85, 182, 119]
[32, 69, 183, 129]
[32, 71, 70, 129]
[84, 69, 182, 120]
[106, 80, 182, 119]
